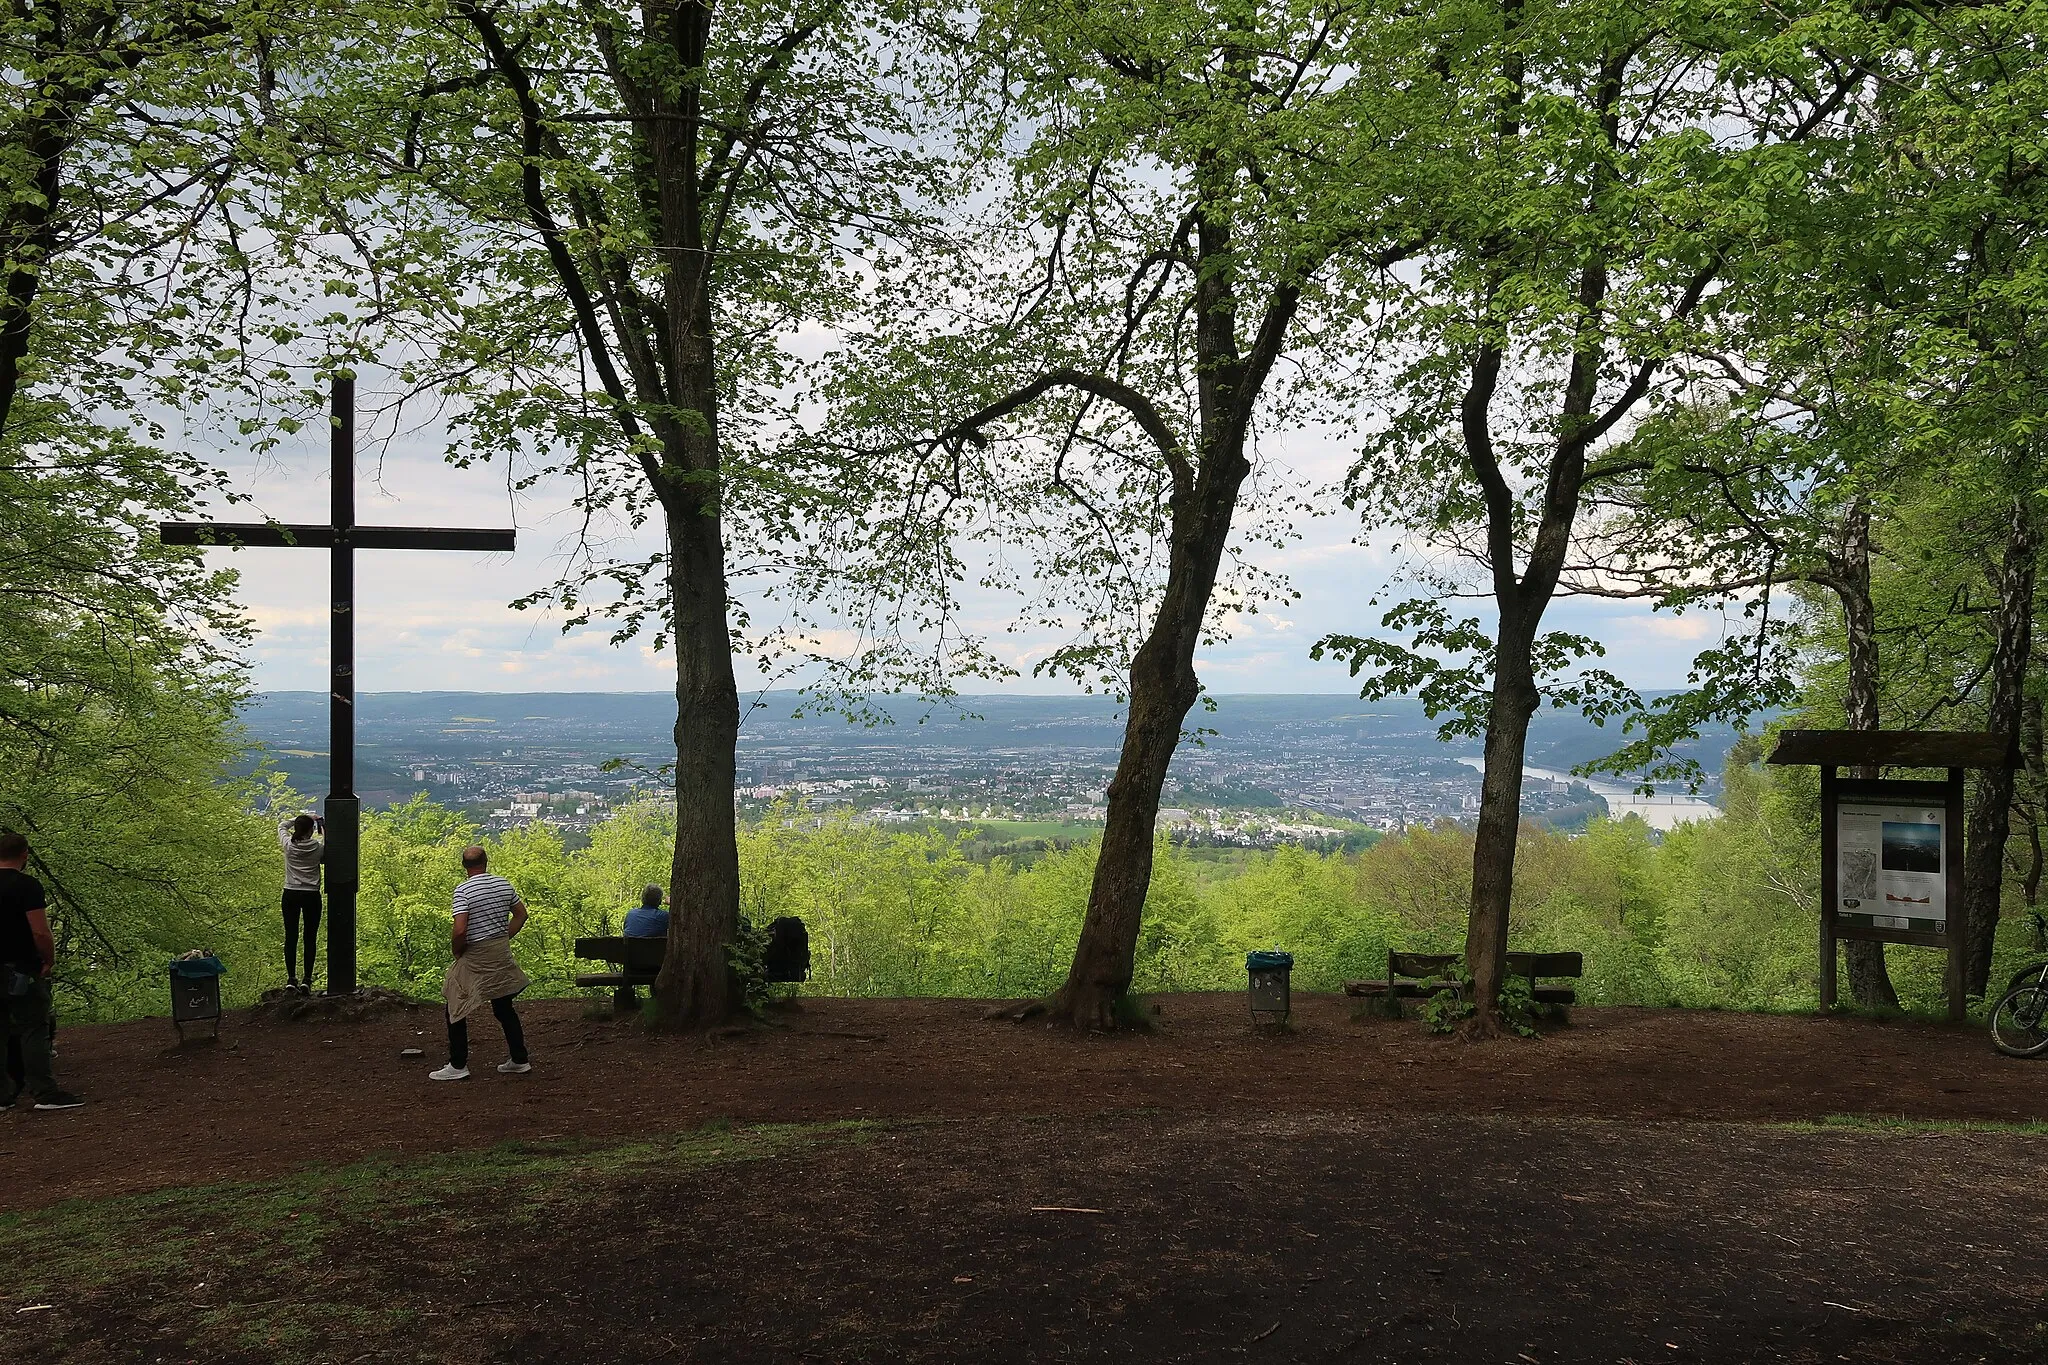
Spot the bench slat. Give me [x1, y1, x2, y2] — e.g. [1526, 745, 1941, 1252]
[574, 936, 666, 971]
[1387, 951, 1459, 979]
[574, 971, 658, 988]
[1506, 951, 1583, 978]
[1344, 979, 1459, 997]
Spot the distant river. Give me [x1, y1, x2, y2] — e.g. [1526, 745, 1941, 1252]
[1454, 758, 1719, 832]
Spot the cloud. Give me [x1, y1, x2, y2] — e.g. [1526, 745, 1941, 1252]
[1638, 614, 1717, 642]
[180, 370, 1717, 696]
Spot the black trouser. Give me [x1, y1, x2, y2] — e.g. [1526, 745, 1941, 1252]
[2, 977, 58, 1102]
[447, 995, 527, 1069]
[282, 889, 321, 983]
[5, 1009, 54, 1091]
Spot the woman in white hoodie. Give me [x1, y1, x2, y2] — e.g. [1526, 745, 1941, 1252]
[277, 813, 324, 994]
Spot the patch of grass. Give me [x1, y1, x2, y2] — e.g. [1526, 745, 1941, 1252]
[1736, 999, 1982, 1027]
[0, 1119, 879, 1324]
[1779, 1113, 2048, 1137]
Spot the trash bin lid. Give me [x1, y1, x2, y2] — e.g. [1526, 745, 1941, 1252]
[168, 954, 227, 978]
[1246, 950, 1294, 972]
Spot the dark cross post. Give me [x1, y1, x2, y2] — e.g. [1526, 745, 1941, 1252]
[161, 375, 516, 994]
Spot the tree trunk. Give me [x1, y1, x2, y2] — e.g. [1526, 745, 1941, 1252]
[458, 0, 747, 1026]
[1465, 641, 1540, 1038]
[0, 112, 62, 443]
[1833, 503, 1900, 1010]
[1037, 157, 1280, 1028]
[1044, 635, 1198, 1028]
[1962, 494, 2038, 995]
[647, 0, 740, 1026]
[1043, 453, 1250, 1028]
[2020, 695, 2044, 916]
[0, 10, 101, 443]
[655, 480, 742, 1026]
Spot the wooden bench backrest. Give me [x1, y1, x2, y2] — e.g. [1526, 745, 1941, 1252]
[574, 935, 667, 973]
[1505, 951, 1583, 979]
[1388, 951, 1459, 980]
[1380, 949, 1584, 980]
[621, 936, 667, 972]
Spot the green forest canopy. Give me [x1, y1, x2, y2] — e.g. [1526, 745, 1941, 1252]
[65, 766, 2019, 1025]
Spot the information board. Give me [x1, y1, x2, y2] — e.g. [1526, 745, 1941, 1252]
[1834, 795, 1947, 934]
[1768, 729, 2001, 1022]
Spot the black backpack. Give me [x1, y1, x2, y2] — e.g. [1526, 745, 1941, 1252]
[762, 916, 810, 983]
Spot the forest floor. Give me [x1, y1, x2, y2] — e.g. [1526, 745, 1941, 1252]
[3, 995, 2046, 1362]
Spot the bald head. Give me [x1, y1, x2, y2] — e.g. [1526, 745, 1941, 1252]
[461, 845, 488, 873]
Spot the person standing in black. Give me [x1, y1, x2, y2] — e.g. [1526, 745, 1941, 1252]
[0, 832, 82, 1110]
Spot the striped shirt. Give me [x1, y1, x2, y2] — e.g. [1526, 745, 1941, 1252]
[452, 873, 521, 945]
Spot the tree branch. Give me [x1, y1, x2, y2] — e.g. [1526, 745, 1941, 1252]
[937, 367, 1195, 505]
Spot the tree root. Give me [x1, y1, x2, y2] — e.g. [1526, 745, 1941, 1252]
[1454, 1008, 1510, 1043]
[990, 987, 1156, 1032]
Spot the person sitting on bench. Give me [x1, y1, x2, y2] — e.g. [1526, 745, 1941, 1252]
[623, 885, 668, 938]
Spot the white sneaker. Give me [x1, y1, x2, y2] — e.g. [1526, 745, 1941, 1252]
[497, 1060, 532, 1074]
[429, 1064, 470, 1081]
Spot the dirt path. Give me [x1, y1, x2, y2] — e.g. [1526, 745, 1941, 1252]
[8, 1112, 2045, 1363]
[5, 994, 2042, 1212]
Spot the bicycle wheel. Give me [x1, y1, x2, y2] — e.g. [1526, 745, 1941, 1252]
[1990, 984, 2048, 1058]
[2005, 962, 2048, 999]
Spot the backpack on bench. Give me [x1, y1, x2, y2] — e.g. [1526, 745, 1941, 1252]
[762, 916, 810, 983]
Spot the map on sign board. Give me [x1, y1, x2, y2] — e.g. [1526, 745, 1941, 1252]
[1836, 798, 1946, 932]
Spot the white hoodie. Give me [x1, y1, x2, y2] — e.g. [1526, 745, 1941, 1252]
[278, 821, 324, 892]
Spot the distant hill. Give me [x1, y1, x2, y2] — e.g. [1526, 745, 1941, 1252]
[238, 689, 1750, 805]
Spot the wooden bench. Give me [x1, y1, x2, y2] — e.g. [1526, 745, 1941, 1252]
[573, 921, 813, 1004]
[1344, 950, 1460, 1010]
[1504, 952, 1583, 1006]
[575, 935, 665, 1009]
[1344, 950, 1583, 1010]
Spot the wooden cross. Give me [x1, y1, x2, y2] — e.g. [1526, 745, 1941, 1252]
[160, 376, 516, 994]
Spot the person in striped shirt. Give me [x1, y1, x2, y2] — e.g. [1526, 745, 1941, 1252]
[429, 845, 532, 1081]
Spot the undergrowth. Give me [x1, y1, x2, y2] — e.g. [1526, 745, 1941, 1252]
[1421, 962, 1555, 1038]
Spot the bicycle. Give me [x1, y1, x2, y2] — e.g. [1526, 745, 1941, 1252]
[1989, 910, 2048, 1057]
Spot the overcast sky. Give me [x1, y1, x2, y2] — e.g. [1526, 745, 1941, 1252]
[173, 375, 1727, 698]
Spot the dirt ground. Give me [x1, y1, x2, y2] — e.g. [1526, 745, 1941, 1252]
[389, 1114, 2048, 1365]
[4, 992, 2044, 1211]
[6, 1111, 2046, 1364]
[5, 996, 2048, 1363]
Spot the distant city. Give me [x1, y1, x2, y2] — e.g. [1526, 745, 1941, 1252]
[239, 692, 1733, 845]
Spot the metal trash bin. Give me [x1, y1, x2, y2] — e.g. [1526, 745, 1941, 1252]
[169, 953, 227, 1040]
[1247, 949, 1294, 1024]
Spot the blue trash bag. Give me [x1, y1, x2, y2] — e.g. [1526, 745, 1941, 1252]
[1246, 950, 1294, 973]
[168, 954, 227, 979]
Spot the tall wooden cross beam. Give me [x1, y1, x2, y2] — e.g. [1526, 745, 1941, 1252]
[160, 375, 516, 994]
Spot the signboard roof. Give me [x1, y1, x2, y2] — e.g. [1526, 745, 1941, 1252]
[1766, 729, 2019, 769]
